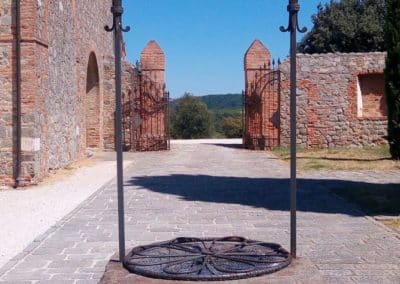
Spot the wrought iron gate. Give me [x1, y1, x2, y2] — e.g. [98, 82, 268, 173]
[243, 66, 281, 150]
[123, 68, 170, 152]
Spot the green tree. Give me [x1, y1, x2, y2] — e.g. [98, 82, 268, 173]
[222, 116, 243, 138]
[298, 0, 385, 54]
[211, 108, 242, 135]
[170, 93, 213, 139]
[384, 0, 400, 159]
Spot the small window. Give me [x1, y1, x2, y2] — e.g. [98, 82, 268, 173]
[357, 74, 387, 118]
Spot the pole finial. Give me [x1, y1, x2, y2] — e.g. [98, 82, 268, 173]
[105, 0, 131, 33]
[279, 0, 307, 34]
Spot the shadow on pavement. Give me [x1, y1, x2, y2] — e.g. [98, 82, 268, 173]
[126, 175, 400, 217]
[206, 143, 244, 149]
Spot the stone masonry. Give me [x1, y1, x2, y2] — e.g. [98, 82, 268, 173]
[0, 0, 115, 187]
[279, 51, 387, 148]
[244, 39, 388, 149]
[0, 0, 169, 187]
[0, 1, 14, 185]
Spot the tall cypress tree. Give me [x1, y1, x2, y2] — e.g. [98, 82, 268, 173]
[385, 0, 400, 159]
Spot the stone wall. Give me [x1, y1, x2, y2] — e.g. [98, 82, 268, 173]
[243, 40, 387, 149]
[0, 0, 14, 185]
[102, 55, 117, 150]
[0, 0, 115, 186]
[46, 0, 114, 170]
[278, 52, 387, 148]
[0, 0, 51, 184]
[47, 0, 77, 170]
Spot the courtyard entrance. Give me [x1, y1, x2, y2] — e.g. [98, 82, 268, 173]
[241, 40, 282, 150]
[122, 41, 171, 152]
[244, 63, 281, 150]
[123, 68, 170, 152]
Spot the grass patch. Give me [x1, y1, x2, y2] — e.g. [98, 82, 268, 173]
[331, 184, 400, 216]
[382, 219, 400, 231]
[272, 145, 400, 171]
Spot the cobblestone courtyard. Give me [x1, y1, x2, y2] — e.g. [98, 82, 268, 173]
[0, 140, 399, 283]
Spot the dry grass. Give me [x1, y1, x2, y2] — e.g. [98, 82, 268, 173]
[272, 145, 400, 171]
[382, 219, 400, 232]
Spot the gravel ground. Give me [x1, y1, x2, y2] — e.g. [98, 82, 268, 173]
[0, 156, 133, 269]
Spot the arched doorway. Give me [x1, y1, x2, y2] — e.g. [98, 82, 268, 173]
[85, 52, 101, 148]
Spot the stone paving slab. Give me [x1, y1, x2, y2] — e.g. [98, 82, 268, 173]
[0, 158, 133, 269]
[0, 140, 399, 283]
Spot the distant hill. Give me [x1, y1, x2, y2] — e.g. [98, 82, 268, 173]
[169, 93, 243, 138]
[198, 94, 243, 110]
[197, 94, 243, 138]
[169, 93, 243, 110]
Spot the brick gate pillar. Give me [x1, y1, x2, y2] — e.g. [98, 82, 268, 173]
[244, 39, 274, 150]
[135, 40, 167, 151]
[140, 40, 165, 87]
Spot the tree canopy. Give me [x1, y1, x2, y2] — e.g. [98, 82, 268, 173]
[384, 0, 400, 159]
[170, 93, 213, 139]
[298, 0, 386, 54]
[222, 116, 243, 138]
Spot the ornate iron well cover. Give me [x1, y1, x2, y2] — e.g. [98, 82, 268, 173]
[123, 237, 291, 281]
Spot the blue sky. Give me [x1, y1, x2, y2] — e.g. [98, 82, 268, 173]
[122, 0, 329, 98]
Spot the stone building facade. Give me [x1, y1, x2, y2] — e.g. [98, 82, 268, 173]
[244, 40, 387, 149]
[0, 1, 169, 187]
[0, 0, 116, 186]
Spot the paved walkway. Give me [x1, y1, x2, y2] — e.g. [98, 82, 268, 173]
[0, 158, 133, 269]
[0, 140, 399, 283]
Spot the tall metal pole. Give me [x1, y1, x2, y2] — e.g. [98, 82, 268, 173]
[14, 0, 22, 188]
[280, 0, 306, 258]
[105, 0, 130, 263]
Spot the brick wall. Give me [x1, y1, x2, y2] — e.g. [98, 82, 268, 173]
[278, 52, 387, 148]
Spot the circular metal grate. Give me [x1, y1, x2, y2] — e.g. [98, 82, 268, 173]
[123, 236, 291, 281]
